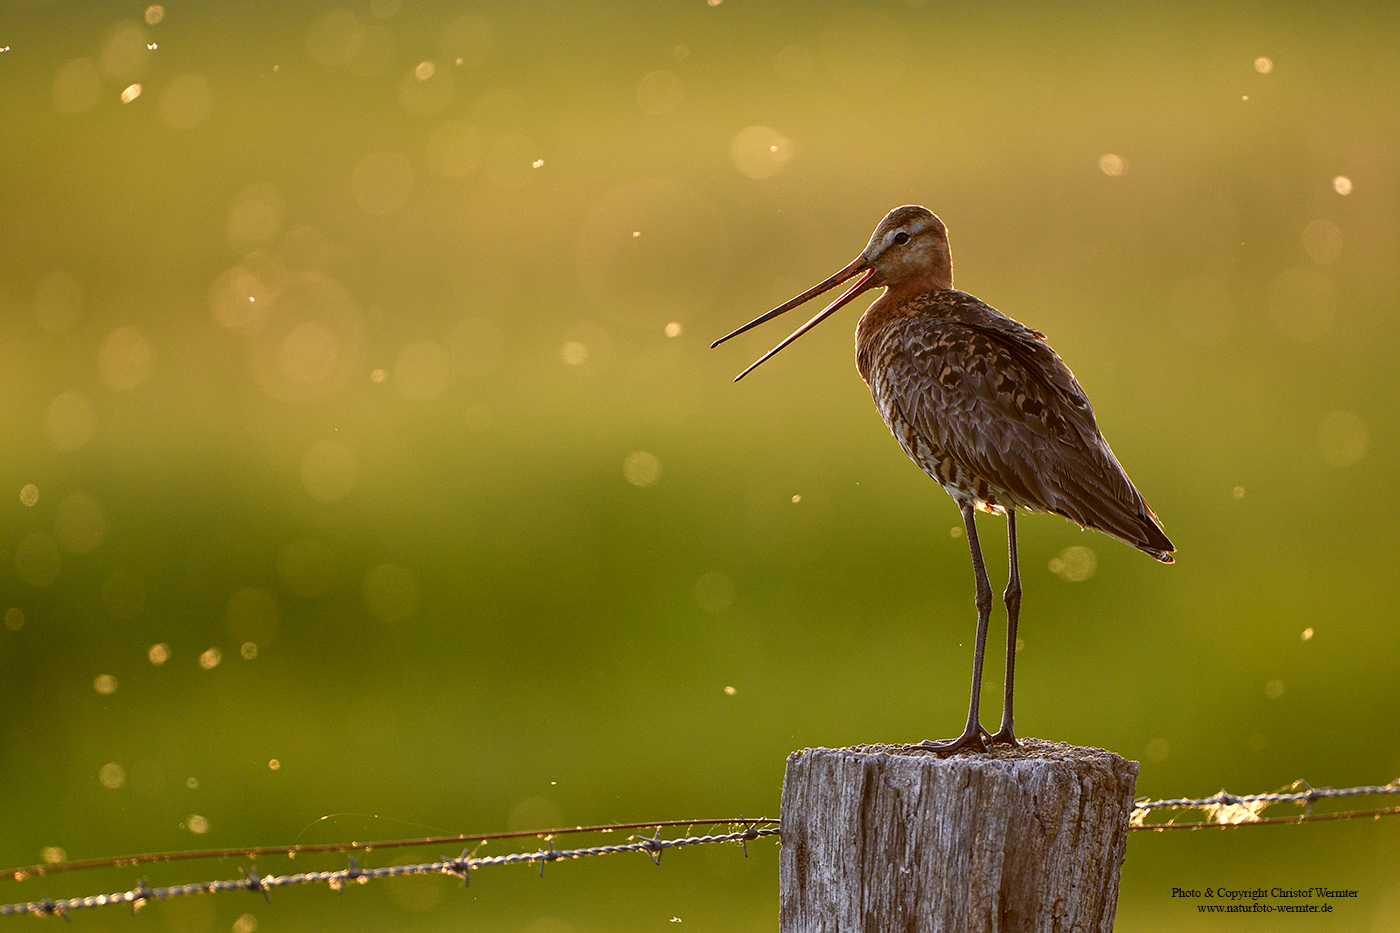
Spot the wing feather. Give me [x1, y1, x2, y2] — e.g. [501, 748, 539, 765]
[866, 298, 1172, 558]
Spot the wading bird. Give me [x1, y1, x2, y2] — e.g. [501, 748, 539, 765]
[713, 206, 1173, 752]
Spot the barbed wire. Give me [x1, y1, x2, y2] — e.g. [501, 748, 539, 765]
[5, 817, 778, 881]
[0, 822, 780, 919]
[5, 778, 1398, 918]
[1130, 779, 1400, 830]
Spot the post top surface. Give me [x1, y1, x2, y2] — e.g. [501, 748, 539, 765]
[791, 737, 1135, 769]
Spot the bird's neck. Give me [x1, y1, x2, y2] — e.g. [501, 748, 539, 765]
[855, 282, 951, 383]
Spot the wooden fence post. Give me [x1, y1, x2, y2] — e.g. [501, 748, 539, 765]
[779, 739, 1138, 933]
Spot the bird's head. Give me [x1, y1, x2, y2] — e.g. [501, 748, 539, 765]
[860, 205, 953, 294]
[712, 204, 952, 380]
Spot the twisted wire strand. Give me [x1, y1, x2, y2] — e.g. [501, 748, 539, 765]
[1133, 780, 1400, 812]
[5, 817, 779, 881]
[0, 827, 780, 918]
[7, 779, 1399, 916]
[1130, 779, 1400, 830]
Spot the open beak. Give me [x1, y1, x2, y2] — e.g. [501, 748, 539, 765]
[711, 256, 879, 381]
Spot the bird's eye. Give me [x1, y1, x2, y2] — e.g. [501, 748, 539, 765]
[893, 231, 910, 245]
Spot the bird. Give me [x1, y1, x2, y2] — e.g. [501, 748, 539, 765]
[712, 205, 1173, 753]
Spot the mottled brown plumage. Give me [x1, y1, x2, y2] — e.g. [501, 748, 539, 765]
[714, 205, 1172, 753]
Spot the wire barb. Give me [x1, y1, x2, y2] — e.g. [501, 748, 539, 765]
[239, 866, 270, 903]
[5, 782, 1396, 917]
[0, 825, 781, 918]
[1130, 778, 1400, 830]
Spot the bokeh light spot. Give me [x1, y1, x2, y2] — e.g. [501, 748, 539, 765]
[15, 532, 62, 587]
[209, 251, 283, 331]
[247, 271, 365, 402]
[624, 451, 661, 487]
[120, 83, 143, 104]
[399, 63, 455, 115]
[482, 133, 539, 188]
[159, 73, 212, 129]
[93, 674, 118, 695]
[1267, 267, 1334, 342]
[1317, 411, 1367, 467]
[34, 271, 84, 333]
[1048, 546, 1097, 582]
[241, 641, 258, 660]
[99, 763, 127, 789]
[561, 342, 588, 365]
[724, 685, 737, 696]
[1301, 627, 1314, 641]
[1099, 153, 1125, 176]
[301, 440, 358, 501]
[637, 70, 684, 115]
[363, 563, 419, 623]
[227, 183, 285, 247]
[187, 814, 209, 834]
[1333, 176, 1352, 195]
[393, 341, 451, 401]
[268, 759, 281, 771]
[101, 21, 151, 80]
[280, 321, 341, 385]
[1265, 679, 1284, 699]
[1254, 56, 1273, 74]
[1232, 486, 1246, 500]
[52, 58, 102, 114]
[439, 15, 495, 68]
[20, 484, 39, 507]
[226, 586, 280, 646]
[45, 391, 98, 451]
[54, 492, 108, 554]
[145, 5, 164, 25]
[730, 125, 795, 179]
[40, 847, 66, 865]
[233, 914, 258, 933]
[665, 322, 682, 337]
[352, 151, 415, 215]
[98, 326, 155, 391]
[694, 572, 734, 613]
[199, 648, 222, 670]
[148, 643, 170, 665]
[278, 538, 337, 598]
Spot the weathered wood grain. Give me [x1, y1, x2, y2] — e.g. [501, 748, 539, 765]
[780, 739, 1138, 933]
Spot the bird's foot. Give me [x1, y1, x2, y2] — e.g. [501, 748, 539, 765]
[986, 727, 1020, 748]
[918, 726, 990, 755]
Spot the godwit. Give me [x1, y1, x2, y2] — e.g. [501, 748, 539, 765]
[713, 205, 1173, 752]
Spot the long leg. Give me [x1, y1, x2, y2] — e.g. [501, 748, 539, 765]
[922, 501, 993, 754]
[989, 508, 1021, 746]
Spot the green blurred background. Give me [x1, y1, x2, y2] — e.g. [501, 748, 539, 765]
[2, 1, 1397, 929]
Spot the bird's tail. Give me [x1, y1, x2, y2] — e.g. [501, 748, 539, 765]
[1048, 457, 1175, 563]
